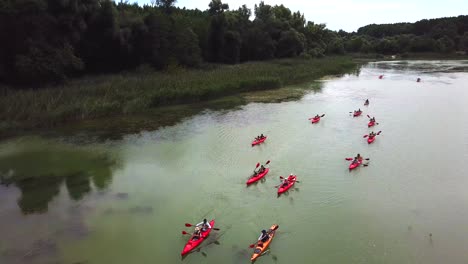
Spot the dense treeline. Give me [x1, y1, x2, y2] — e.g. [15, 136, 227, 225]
[0, 0, 343, 86]
[1, 0, 467, 88]
[345, 16, 468, 55]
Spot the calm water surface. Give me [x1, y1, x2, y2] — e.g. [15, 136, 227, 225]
[1, 60, 468, 264]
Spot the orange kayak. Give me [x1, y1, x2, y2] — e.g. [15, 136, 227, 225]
[250, 224, 279, 261]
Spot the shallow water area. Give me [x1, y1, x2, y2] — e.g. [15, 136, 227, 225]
[1, 60, 468, 264]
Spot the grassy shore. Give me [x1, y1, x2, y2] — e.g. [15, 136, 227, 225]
[0, 57, 356, 135]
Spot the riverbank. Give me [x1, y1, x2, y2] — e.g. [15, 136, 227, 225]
[0, 57, 357, 138]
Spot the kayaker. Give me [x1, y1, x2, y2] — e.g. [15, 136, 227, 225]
[356, 154, 363, 162]
[196, 219, 212, 232]
[370, 117, 376, 122]
[315, 114, 320, 119]
[258, 165, 265, 173]
[192, 228, 201, 241]
[365, 99, 369, 105]
[369, 132, 376, 138]
[258, 229, 270, 243]
[260, 134, 265, 139]
[281, 178, 289, 188]
[352, 157, 359, 164]
[417, 78, 421, 82]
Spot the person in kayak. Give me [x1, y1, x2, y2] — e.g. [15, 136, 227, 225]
[370, 117, 376, 122]
[355, 154, 363, 162]
[280, 178, 289, 188]
[365, 99, 369, 105]
[417, 78, 421, 82]
[252, 165, 265, 177]
[258, 229, 270, 243]
[314, 114, 320, 119]
[196, 219, 212, 232]
[258, 165, 266, 173]
[260, 134, 265, 139]
[369, 131, 376, 138]
[192, 228, 202, 241]
[352, 157, 359, 164]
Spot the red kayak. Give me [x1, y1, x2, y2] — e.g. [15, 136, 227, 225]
[349, 160, 362, 170]
[252, 137, 267, 146]
[367, 136, 376, 144]
[181, 220, 215, 256]
[311, 117, 320, 123]
[277, 175, 297, 195]
[246, 168, 270, 185]
[368, 121, 375, 127]
[353, 111, 362, 117]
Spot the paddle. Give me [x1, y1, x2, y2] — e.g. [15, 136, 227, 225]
[279, 176, 300, 182]
[184, 223, 220, 230]
[345, 158, 370, 161]
[248, 225, 279, 248]
[308, 114, 325, 120]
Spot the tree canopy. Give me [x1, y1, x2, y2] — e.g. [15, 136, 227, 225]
[1, 0, 467, 87]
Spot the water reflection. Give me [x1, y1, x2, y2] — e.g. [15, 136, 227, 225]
[0, 139, 115, 214]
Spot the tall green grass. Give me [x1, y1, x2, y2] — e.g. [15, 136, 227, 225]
[0, 57, 356, 132]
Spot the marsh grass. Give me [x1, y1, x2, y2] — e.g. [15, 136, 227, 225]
[0, 57, 356, 133]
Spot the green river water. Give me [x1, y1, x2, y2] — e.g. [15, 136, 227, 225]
[1, 60, 468, 264]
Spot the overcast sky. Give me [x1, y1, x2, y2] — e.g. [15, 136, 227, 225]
[134, 0, 467, 32]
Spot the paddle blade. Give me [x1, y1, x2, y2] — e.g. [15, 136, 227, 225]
[256, 163, 260, 168]
[212, 228, 220, 231]
[321, 114, 325, 117]
[249, 244, 256, 248]
[367, 115, 370, 118]
[279, 176, 284, 179]
[273, 225, 279, 230]
[363, 135, 368, 138]
[345, 158, 353, 161]
[365, 158, 370, 160]
[377, 131, 382, 135]
[265, 160, 271, 165]
[182, 231, 189, 235]
[185, 223, 193, 227]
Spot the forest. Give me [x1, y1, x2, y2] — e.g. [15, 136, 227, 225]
[1, 0, 468, 87]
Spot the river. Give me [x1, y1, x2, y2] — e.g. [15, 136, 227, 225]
[1, 60, 468, 264]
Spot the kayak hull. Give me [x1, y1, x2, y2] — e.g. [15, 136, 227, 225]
[252, 137, 267, 147]
[349, 160, 362, 170]
[181, 220, 215, 256]
[251, 224, 278, 261]
[277, 176, 297, 195]
[367, 136, 376, 144]
[353, 111, 362, 117]
[368, 121, 375, 127]
[246, 168, 270, 185]
[311, 117, 320, 123]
